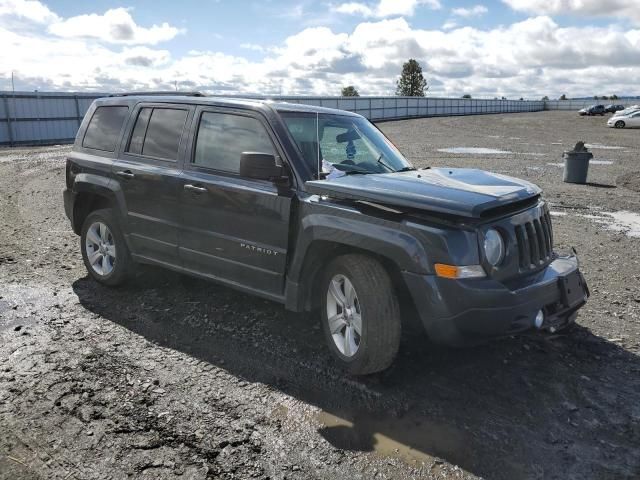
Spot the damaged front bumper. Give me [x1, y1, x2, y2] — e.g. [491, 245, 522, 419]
[403, 255, 589, 346]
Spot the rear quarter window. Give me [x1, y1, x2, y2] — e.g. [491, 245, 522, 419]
[82, 106, 129, 152]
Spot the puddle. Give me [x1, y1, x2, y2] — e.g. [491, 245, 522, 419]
[585, 144, 624, 150]
[316, 410, 466, 467]
[579, 211, 640, 238]
[437, 147, 512, 154]
[547, 160, 613, 167]
[549, 211, 567, 216]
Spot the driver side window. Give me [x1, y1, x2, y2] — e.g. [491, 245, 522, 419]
[194, 112, 275, 174]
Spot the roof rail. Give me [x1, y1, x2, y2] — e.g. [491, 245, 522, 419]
[108, 91, 207, 97]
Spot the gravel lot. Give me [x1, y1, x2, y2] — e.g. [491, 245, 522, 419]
[1, 111, 639, 480]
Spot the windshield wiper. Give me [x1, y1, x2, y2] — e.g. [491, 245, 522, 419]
[396, 166, 417, 172]
[376, 153, 395, 172]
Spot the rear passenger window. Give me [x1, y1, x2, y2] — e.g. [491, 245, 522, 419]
[194, 112, 275, 173]
[82, 106, 128, 152]
[126, 107, 188, 161]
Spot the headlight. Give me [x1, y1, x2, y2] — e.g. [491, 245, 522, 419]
[484, 228, 505, 266]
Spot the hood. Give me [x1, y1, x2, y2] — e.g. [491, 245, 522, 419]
[305, 168, 542, 218]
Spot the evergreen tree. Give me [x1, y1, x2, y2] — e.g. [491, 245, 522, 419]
[559, 94, 567, 100]
[341, 85, 360, 97]
[396, 59, 428, 96]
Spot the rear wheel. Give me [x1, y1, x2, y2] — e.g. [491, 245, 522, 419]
[81, 209, 131, 286]
[321, 254, 401, 375]
[615, 120, 625, 129]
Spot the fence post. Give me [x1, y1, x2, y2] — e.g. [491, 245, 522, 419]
[2, 95, 14, 146]
[74, 95, 82, 127]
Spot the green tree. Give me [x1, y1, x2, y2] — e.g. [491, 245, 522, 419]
[461, 94, 472, 99]
[341, 85, 359, 97]
[610, 94, 619, 100]
[396, 59, 428, 96]
[559, 94, 567, 100]
[541, 96, 549, 101]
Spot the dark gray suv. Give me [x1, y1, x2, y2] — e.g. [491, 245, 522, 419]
[63, 93, 589, 374]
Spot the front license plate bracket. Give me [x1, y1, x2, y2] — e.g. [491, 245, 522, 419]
[559, 270, 586, 308]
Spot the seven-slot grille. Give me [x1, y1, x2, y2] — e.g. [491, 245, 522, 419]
[514, 210, 554, 270]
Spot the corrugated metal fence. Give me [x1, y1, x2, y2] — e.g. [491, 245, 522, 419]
[3, 91, 633, 147]
[1, 92, 100, 146]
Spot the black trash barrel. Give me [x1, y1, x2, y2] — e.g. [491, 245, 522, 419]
[563, 143, 593, 184]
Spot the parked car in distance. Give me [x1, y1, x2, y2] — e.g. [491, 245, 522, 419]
[579, 105, 606, 116]
[604, 104, 625, 113]
[618, 105, 640, 116]
[63, 93, 589, 375]
[608, 110, 640, 128]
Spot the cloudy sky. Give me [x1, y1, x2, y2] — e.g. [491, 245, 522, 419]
[1, 0, 639, 98]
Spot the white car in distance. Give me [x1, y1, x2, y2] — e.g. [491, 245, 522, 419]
[608, 110, 640, 129]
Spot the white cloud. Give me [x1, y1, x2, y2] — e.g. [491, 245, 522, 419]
[451, 5, 488, 17]
[0, 0, 58, 23]
[334, 0, 441, 18]
[503, 0, 640, 24]
[48, 8, 182, 45]
[240, 43, 266, 52]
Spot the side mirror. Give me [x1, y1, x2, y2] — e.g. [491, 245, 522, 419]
[239, 152, 285, 181]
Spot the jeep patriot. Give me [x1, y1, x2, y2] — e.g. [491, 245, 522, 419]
[63, 93, 589, 374]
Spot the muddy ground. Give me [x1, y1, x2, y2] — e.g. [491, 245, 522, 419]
[1, 111, 639, 480]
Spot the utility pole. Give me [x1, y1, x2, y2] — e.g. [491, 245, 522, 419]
[174, 80, 178, 92]
[11, 71, 15, 93]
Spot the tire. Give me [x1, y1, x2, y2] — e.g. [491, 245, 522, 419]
[615, 121, 625, 129]
[320, 254, 401, 375]
[80, 208, 131, 286]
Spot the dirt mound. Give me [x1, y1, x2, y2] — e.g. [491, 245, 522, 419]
[617, 171, 640, 193]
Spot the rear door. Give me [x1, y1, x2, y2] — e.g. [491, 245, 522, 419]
[112, 103, 194, 266]
[178, 106, 293, 299]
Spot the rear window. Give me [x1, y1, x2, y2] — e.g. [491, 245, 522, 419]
[82, 106, 129, 152]
[126, 107, 189, 161]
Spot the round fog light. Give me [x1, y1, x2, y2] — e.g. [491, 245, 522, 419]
[534, 310, 544, 329]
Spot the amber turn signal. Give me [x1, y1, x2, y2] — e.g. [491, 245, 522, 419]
[434, 263, 486, 279]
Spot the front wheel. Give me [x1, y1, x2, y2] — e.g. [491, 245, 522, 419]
[321, 254, 401, 375]
[615, 120, 625, 129]
[80, 209, 132, 286]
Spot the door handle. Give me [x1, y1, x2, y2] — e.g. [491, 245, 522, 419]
[184, 184, 207, 193]
[116, 170, 135, 179]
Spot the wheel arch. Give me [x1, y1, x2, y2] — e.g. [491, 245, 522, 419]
[71, 175, 122, 234]
[284, 213, 428, 318]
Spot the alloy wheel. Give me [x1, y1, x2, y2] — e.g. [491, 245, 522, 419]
[85, 222, 116, 276]
[326, 274, 362, 357]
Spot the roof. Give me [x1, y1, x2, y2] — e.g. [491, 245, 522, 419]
[96, 93, 361, 117]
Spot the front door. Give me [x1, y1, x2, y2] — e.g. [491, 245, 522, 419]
[112, 104, 193, 266]
[179, 107, 293, 299]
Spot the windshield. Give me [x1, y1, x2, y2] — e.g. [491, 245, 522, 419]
[279, 112, 414, 179]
